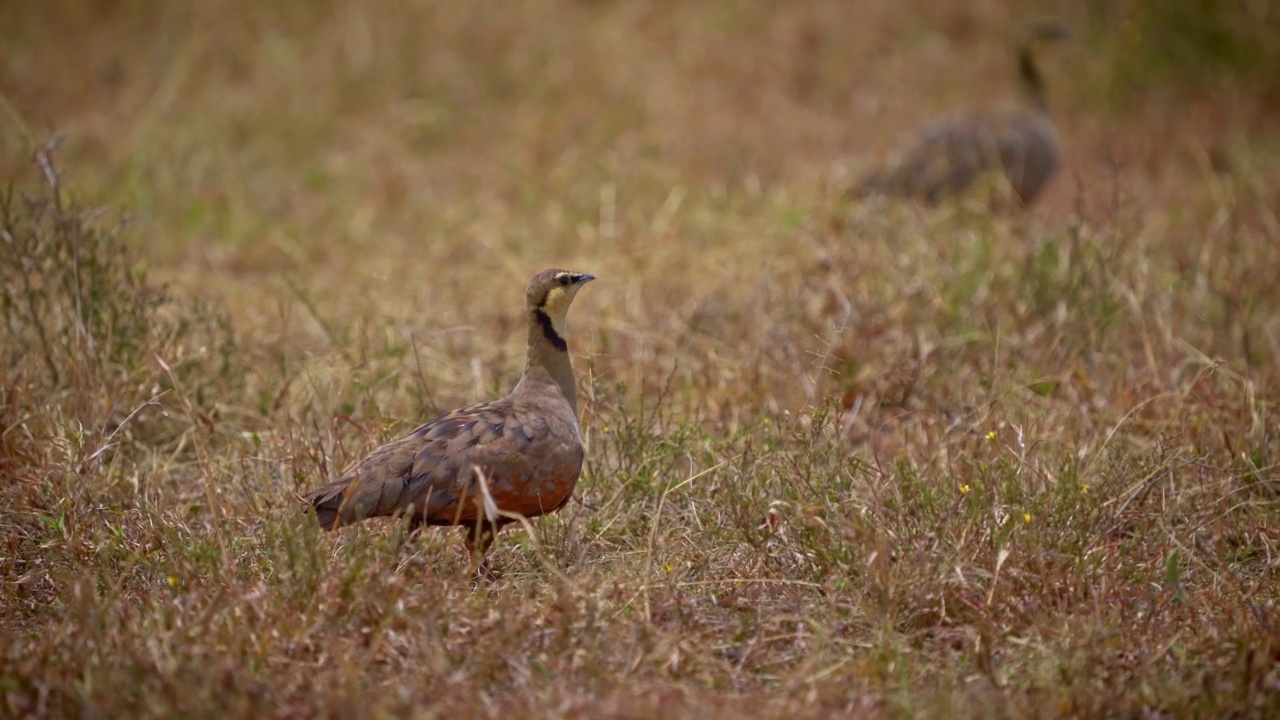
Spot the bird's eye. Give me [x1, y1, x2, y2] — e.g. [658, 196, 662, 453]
[558, 274, 571, 286]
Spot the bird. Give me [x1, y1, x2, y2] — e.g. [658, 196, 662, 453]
[304, 268, 596, 572]
[855, 18, 1070, 207]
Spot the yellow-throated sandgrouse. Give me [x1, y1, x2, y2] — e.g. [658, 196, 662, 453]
[305, 269, 595, 565]
[856, 18, 1070, 207]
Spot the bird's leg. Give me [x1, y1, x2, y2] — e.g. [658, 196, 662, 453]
[404, 515, 426, 544]
[410, 515, 425, 536]
[463, 521, 500, 582]
[392, 515, 427, 563]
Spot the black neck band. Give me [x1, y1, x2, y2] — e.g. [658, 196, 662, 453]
[1018, 47, 1044, 101]
[534, 309, 567, 352]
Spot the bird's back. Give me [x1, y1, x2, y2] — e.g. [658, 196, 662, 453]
[306, 385, 583, 530]
[859, 105, 1058, 205]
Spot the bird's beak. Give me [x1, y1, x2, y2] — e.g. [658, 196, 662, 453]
[577, 273, 596, 284]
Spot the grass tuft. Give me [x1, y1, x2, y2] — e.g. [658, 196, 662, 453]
[3, 1, 1280, 716]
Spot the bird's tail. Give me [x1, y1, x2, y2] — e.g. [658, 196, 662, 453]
[304, 478, 353, 530]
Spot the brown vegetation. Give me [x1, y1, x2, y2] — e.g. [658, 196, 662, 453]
[2, 1, 1279, 717]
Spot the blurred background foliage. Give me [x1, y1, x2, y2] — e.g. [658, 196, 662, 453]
[2, 2, 1279, 717]
[1086, 0, 1280, 107]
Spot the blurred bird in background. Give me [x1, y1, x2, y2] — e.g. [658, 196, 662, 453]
[855, 18, 1071, 207]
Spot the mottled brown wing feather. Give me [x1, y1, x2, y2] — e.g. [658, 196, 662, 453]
[306, 398, 582, 530]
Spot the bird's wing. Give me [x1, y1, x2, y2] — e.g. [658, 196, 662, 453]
[862, 112, 1007, 203]
[307, 398, 582, 528]
[909, 113, 1005, 200]
[991, 110, 1060, 203]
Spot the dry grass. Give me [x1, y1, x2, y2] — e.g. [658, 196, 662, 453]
[3, 1, 1280, 717]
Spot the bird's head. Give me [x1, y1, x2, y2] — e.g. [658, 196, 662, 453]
[526, 269, 596, 342]
[1019, 17, 1071, 49]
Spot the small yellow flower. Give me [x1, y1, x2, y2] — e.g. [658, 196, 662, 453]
[167, 575, 179, 587]
[986, 431, 997, 442]
[958, 484, 971, 495]
[663, 563, 673, 574]
[1023, 513, 1032, 524]
[1081, 485, 1089, 495]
